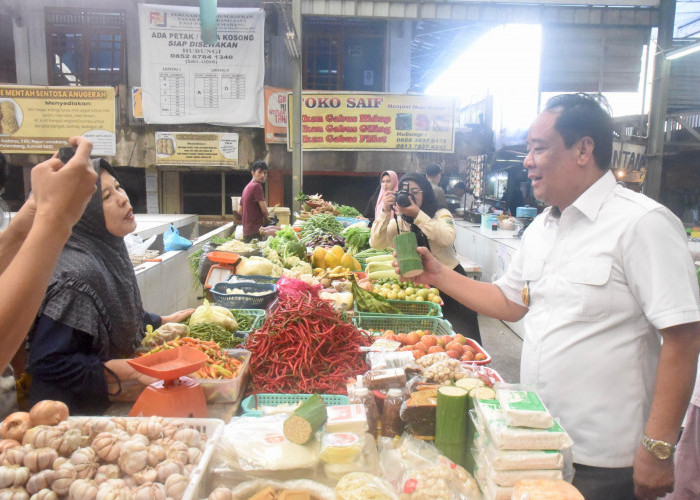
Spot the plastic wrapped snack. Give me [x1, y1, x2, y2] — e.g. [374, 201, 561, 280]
[474, 451, 563, 487]
[320, 432, 362, 464]
[496, 386, 554, 429]
[367, 351, 416, 370]
[476, 436, 564, 471]
[225, 478, 335, 499]
[322, 434, 380, 482]
[511, 479, 584, 500]
[379, 435, 479, 499]
[474, 399, 573, 451]
[213, 415, 319, 471]
[335, 472, 398, 500]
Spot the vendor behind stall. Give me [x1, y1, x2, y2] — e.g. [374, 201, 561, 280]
[241, 160, 270, 242]
[26, 159, 192, 415]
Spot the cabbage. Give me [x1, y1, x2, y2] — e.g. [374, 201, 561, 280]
[236, 257, 274, 276]
[190, 299, 238, 332]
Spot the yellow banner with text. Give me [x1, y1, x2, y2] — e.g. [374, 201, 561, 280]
[288, 93, 455, 152]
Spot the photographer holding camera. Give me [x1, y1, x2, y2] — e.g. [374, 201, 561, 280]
[369, 172, 481, 343]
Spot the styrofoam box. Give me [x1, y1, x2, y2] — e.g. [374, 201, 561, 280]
[68, 416, 223, 500]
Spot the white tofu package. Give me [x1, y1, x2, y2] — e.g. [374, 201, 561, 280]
[496, 385, 554, 429]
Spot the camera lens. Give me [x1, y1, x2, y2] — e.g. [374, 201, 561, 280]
[396, 191, 411, 208]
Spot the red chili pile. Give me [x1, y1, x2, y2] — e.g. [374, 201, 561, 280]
[246, 294, 371, 394]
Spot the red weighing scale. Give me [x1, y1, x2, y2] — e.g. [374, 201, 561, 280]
[128, 346, 209, 418]
[204, 251, 240, 289]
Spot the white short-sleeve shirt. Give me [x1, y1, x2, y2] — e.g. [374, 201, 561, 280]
[495, 171, 700, 467]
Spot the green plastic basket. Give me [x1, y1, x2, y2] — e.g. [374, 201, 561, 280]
[353, 315, 453, 336]
[354, 299, 442, 318]
[240, 393, 349, 417]
[230, 308, 267, 335]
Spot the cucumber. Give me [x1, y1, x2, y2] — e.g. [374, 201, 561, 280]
[365, 254, 394, 264]
[368, 270, 400, 280]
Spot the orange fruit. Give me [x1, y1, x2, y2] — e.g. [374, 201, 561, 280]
[412, 350, 423, 360]
[436, 336, 449, 347]
[445, 341, 463, 354]
[461, 351, 475, 362]
[406, 332, 421, 345]
[462, 345, 477, 354]
[422, 335, 437, 347]
[452, 334, 467, 345]
[446, 350, 461, 359]
[428, 345, 444, 354]
[475, 353, 487, 361]
[397, 333, 407, 344]
[399, 345, 413, 352]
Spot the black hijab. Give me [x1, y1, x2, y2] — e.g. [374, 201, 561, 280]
[397, 173, 439, 249]
[37, 159, 146, 359]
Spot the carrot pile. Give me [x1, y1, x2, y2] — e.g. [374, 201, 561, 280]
[246, 294, 371, 393]
[141, 337, 245, 379]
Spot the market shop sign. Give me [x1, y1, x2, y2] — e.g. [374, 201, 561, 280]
[265, 87, 288, 144]
[0, 85, 115, 156]
[288, 93, 456, 152]
[155, 131, 239, 167]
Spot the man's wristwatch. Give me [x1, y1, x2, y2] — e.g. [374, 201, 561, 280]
[641, 434, 676, 461]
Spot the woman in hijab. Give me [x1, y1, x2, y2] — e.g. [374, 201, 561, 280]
[369, 172, 481, 343]
[363, 170, 399, 221]
[26, 159, 193, 414]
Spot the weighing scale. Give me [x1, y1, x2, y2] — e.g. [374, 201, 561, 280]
[128, 346, 209, 418]
[204, 251, 240, 290]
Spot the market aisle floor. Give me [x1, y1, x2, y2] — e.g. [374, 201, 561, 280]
[477, 315, 522, 383]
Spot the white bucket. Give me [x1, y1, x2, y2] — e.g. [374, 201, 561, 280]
[231, 196, 241, 212]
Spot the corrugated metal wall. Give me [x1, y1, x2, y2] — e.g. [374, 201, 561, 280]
[540, 26, 650, 92]
[668, 50, 700, 112]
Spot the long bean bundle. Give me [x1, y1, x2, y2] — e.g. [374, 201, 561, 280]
[246, 295, 371, 393]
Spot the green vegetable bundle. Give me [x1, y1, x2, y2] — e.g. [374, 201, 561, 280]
[336, 204, 361, 217]
[343, 226, 371, 255]
[301, 214, 345, 238]
[351, 277, 401, 314]
[188, 322, 244, 348]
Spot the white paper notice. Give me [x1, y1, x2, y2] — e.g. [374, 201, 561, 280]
[138, 4, 264, 127]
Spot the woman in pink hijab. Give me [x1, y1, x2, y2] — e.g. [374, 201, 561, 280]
[374, 170, 398, 220]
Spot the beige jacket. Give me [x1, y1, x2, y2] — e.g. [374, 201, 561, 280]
[369, 208, 459, 268]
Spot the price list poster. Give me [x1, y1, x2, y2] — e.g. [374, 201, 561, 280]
[138, 4, 264, 127]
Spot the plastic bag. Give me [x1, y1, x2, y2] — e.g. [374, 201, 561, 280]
[335, 472, 397, 500]
[277, 276, 322, 300]
[163, 224, 193, 252]
[197, 242, 218, 285]
[124, 233, 157, 255]
[212, 415, 320, 472]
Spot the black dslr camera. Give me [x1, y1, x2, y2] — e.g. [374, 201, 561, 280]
[394, 181, 415, 208]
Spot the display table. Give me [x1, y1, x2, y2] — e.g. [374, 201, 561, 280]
[454, 220, 525, 338]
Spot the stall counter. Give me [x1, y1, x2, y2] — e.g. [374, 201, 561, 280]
[455, 220, 525, 338]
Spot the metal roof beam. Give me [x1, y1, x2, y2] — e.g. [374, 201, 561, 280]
[302, 1, 659, 27]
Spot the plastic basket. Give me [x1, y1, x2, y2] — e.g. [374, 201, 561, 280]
[67, 417, 223, 500]
[354, 299, 442, 318]
[459, 338, 493, 366]
[230, 308, 267, 335]
[211, 282, 277, 309]
[226, 274, 280, 285]
[240, 393, 350, 417]
[354, 315, 453, 337]
[195, 348, 251, 403]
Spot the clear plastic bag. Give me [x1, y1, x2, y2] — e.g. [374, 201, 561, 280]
[212, 415, 320, 472]
[335, 472, 398, 500]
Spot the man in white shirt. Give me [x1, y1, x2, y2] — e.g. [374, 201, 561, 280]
[407, 94, 700, 500]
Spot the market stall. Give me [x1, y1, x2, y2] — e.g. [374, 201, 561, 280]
[1, 196, 582, 499]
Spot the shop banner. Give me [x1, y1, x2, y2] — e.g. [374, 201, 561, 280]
[288, 93, 456, 152]
[155, 131, 239, 167]
[0, 85, 115, 155]
[265, 87, 289, 144]
[138, 4, 264, 127]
